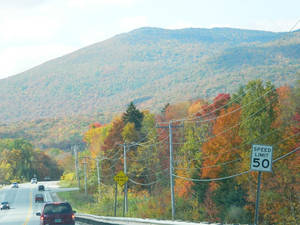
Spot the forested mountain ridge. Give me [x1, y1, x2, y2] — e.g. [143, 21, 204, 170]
[0, 27, 299, 122]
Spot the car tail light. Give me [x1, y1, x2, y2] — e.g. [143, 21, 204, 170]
[41, 215, 44, 220]
[72, 214, 75, 220]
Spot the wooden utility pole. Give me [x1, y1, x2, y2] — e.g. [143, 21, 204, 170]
[73, 145, 80, 189]
[123, 144, 128, 214]
[80, 157, 89, 195]
[156, 120, 183, 220]
[96, 158, 101, 196]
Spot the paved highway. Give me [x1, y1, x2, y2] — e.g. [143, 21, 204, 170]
[0, 182, 79, 225]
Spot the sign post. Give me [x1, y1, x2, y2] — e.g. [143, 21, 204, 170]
[250, 144, 273, 225]
[114, 171, 129, 217]
[114, 182, 117, 216]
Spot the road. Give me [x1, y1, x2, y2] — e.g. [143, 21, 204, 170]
[0, 181, 79, 225]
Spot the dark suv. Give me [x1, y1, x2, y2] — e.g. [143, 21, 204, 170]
[36, 202, 76, 225]
[38, 185, 45, 191]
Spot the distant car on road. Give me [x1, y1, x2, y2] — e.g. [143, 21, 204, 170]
[11, 182, 19, 188]
[31, 178, 38, 184]
[0, 202, 10, 210]
[38, 184, 45, 191]
[36, 202, 76, 225]
[44, 176, 51, 181]
[35, 193, 44, 203]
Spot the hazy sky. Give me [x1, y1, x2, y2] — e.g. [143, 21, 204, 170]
[0, 0, 299, 79]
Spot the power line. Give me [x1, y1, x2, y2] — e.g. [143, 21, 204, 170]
[127, 167, 169, 178]
[174, 130, 300, 168]
[173, 146, 300, 182]
[176, 88, 247, 122]
[158, 84, 251, 125]
[174, 158, 242, 171]
[169, 84, 271, 124]
[174, 170, 250, 182]
[289, 19, 300, 32]
[273, 146, 300, 163]
[99, 128, 299, 180]
[171, 88, 278, 157]
[188, 94, 278, 145]
[129, 177, 165, 186]
[127, 126, 166, 146]
[132, 135, 169, 148]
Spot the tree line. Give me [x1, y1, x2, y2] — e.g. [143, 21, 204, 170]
[58, 79, 300, 224]
[0, 139, 62, 183]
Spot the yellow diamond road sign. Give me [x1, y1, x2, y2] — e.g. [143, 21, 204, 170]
[114, 171, 128, 186]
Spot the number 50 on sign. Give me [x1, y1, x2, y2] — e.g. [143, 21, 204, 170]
[251, 144, 273, 172]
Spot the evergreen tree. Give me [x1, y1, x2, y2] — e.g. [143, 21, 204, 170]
[122, 102, 144, 130]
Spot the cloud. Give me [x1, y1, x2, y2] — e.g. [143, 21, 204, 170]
[0, 1, 63, 43]
[119, 16, 149, 32]
[244, 19, 300, 32]
[164, 21, 204, 30]
[0, 0, 48, 9]
[66, 0, 137, 8]
[78, 29, 110, 46]
[0, 14, 61, 42]
[0, 44, 77, 79]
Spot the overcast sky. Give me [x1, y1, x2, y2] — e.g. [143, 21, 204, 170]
[0, 0, 299, 80]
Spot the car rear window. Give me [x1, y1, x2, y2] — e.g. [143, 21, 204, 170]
[43, 203, 72, 214]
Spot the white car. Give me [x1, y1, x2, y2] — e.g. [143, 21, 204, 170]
[31, 178, 37, 184]
[0, 202, 10, 210]
[11, 182, 18, 188]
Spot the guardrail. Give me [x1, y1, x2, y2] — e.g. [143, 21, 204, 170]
[75, 213, 222, 225]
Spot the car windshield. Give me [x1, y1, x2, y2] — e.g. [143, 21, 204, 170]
[1, 202, 8, 205]
[43, 203, 72, 214]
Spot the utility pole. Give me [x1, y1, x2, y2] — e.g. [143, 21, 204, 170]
[254, 172, 262, 225]
[84, 161, 87, 195]
[156, 120, 183, 220]
[114, 182, 118, 216]
[80, 157, 88, 195]
[123, 144, 128, 214]
[118, 142, 130, 216]
[74, 145, 80, 189]
[96, 158, 101, 196]
[169, 121, 175, 221]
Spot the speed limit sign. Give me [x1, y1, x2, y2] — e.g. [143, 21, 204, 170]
[251, 144, 273, 172]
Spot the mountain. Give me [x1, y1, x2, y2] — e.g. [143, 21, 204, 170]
[0, 27, 299, 122]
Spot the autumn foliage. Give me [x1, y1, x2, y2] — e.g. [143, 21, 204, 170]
[75, 79, 299, 224]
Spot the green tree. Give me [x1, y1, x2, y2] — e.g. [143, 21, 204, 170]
[122, 102, 144, 131]
[130, 112, 163, 193]
[0, 139, 34, 181]
[212, 180, 249, 223]
[237, 80, 279, 224]
[0, 138, 62, 182]
[122, 122, 138, 143]
[239, 79, 278, 145]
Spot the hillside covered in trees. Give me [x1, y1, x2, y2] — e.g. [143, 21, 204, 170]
[0, 27, 299, 123]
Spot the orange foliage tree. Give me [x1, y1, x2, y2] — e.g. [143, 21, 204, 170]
[201, 104, 242, 178]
